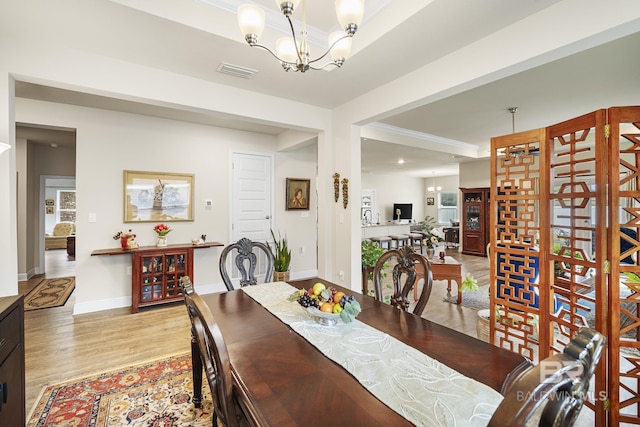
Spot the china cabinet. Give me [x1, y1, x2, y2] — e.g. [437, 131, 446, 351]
[460, 187, 490, 256]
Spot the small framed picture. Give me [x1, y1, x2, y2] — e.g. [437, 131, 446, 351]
[286, 178, 310, 210]
[45, 206, 54, 214]
[427, 197, 435, 206]
[45, 199, 55, 206]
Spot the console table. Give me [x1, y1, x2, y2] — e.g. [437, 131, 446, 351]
[92, 242, 222, 313]
[414, 256, 462, 303]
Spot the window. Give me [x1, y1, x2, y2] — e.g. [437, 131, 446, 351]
[438, 192, 457, 224]
[58, 190, 76, 222]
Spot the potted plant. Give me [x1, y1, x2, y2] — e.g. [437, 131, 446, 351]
[361, 240, 389, 298]
[269, 229, 291, 282]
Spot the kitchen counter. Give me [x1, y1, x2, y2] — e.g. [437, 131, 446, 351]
[361, 223, 411, 239]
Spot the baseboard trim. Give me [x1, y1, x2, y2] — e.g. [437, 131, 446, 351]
[70, 274, 318, 315]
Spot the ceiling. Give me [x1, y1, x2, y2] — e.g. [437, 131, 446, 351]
[9, 0, 640, 176]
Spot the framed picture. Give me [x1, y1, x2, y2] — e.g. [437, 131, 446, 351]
[45, 206, 54, 214]
[124, 170, 194, 222]
[45, 199, 55, 206]
[427, 197, 435, 206]
[286, 178, 310, 211]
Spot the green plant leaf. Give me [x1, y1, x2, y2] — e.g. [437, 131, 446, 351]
[269, 229, 291, 272]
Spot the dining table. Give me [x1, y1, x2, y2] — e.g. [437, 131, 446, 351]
[194, 277, 531, 427]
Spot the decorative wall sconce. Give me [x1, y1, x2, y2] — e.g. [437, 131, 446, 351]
[333, 173, 340, 202]
[341, 178, 349, 209]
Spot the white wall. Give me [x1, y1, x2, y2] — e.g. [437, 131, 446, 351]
[17, 98, 318, 314]
[274, 143, 318, 278]
[361, 173, 425, 224]
[459, 159, 491, 188]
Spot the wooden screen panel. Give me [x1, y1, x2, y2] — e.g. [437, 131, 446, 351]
[490, 130, 546, 361]
[547, 110, 606, 423]
[608, 106, 640, 425]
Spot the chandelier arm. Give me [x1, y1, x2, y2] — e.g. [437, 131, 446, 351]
[307, 33, 350, 65]
[285, 15, 307, 66]
[308, 62, 341, 71]
[249, 43, 297, 66]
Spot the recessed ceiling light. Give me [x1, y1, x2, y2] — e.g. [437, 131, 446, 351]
[397, 159, 405, 164]
[50, 143, 58, 148]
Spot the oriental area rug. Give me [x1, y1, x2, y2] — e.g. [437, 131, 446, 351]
[27, 353, 213, 427]
[24, 277, 75, 311]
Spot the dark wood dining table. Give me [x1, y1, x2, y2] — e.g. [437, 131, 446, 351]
[195, 278, 531, 426]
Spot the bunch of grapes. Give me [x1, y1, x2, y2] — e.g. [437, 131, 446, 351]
[339, 295, 356, 308]
[297, 292, 319, 308]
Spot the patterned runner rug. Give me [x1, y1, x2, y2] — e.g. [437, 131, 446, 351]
[27, 353, 213, 427]
[24, 277, 76, 311]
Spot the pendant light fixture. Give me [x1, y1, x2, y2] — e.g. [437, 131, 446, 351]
[237, 0, 365, 72]
[427, 171, 441, 193]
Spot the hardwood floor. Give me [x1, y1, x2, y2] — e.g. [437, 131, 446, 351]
[21, 248, 489, 417]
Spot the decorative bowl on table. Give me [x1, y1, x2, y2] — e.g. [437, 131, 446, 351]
[305, 307, 342, 326]
[287, 282, 361, 325]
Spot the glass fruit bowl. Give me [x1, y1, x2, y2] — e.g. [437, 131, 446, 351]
[305, 307, 341, 326]
[287, 282, 361, 325]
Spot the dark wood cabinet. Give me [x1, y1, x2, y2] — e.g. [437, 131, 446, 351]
[92, 242, 223, 313]
[0, 296, 25, 427]
[461, 187, 490, 256]
[131, 246, 193, 313]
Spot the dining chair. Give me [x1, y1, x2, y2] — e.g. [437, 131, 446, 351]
[373, 245, 433, 316]
[181, 277, 248, 427]
[489, 327, 605, 426]
[219, 237, 274, 291]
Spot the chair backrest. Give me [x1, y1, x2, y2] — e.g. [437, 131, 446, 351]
[373, 245, 433, 316]
[489, 327, 605, 427]
[219, 237, 274, 291]
[181, 278, 241, 427]
[53, 221, 75, 236]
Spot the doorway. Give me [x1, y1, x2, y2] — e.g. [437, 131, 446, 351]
[228, 151, 274, 284]
[16, 124, 76, 286]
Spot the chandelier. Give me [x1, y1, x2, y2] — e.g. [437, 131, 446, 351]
[427, 172, 441, 193]
[237, 0, 365, 72]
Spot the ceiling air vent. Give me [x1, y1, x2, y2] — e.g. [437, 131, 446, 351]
[217, 62, 258, 79]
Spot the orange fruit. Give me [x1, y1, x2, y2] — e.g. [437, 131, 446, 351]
[320, 302, 334, 313]
[333, 291, 345, 304]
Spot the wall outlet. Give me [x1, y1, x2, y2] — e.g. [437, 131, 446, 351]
[88, 213, 97, 223]
[126, 266, 132, 275]
[300, 246, 305, 255]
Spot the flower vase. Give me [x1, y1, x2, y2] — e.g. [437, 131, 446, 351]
[426, 246, 435, 260]
[156, 236, 167, 247]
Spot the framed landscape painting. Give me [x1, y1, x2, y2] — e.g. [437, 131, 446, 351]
[124, 170, 194, 222]
[286, 178, 310, 210]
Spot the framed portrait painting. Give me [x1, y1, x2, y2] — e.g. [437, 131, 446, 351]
[286, 178, 310, 211]
[124, 170, 194, 222]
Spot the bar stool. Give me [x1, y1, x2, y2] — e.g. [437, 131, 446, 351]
[408, 232, 424, 253]
[389, 234, 409, 249]
[370, 236, 391, 249]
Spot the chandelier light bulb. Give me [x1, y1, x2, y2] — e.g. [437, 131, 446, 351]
[238, 4, 265, 45]
[329, 31, 352, 63]
[335, 0, 365, 35]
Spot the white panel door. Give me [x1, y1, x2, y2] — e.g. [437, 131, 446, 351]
[229, 152, 273, 283]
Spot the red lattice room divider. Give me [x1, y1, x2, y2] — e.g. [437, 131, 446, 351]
[490, 106, 640, 426]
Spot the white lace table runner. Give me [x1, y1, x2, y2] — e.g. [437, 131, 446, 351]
[242, 282, 503, 426]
